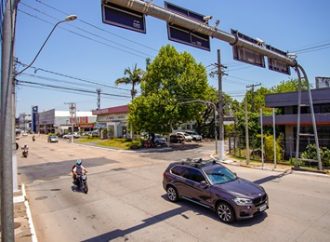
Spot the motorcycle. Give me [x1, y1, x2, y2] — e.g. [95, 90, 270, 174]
[22, 148, 28, 158]
[74, 173, 88, 194]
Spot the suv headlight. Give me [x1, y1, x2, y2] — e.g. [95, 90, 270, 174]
[233, 197, 253, 206]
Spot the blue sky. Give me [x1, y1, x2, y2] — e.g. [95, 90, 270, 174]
[14, 0, 330, 114]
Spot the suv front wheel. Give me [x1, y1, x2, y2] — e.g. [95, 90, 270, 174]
[216, 202, 235, 223]
[166, 186, 179, 202]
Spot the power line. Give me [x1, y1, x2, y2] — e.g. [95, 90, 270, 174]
[34, 0, 159, 53]
[19, 2, 154, 58]
[16, 79, 131, 98]
[17, 9, 149, 59]
[15, 60, 131, 91]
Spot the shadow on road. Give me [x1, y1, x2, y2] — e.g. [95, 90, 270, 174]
[253, 170, 292, 185]
[82, 194, 267, 241]
[19, 157, 119, 183]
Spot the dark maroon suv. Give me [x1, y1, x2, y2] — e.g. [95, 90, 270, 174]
[163, 158, 268, 223]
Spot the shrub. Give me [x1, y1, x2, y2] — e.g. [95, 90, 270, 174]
[302, 144, 330, 167]
[264, 134, 283, 162]
[129, 139, 143, 149]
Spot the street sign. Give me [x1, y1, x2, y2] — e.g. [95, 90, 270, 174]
[266, 45, 291, 75]
[231, 30, 265, 67]
[101, 0, 146, 33]
[165, 2, 210, 51]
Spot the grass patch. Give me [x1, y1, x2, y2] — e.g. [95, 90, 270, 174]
[77, 137, 134, 150]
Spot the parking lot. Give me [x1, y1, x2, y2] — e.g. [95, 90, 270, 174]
[18, 135, 330, 242]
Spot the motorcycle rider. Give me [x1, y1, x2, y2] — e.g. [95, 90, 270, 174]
[71, 159, 87, 184]
[22, 144, 29, 157]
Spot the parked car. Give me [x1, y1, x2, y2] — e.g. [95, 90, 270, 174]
[48, 135, 59, 143]
[163, 158, 269, 223]
[176, 132, 193, 142]
[169, 133, 185, 143]
[185, 130, 202, 141]
[62, 132, 80, 139]
[154, 134, 166, 146]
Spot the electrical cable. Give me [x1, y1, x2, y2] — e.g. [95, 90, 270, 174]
[15, 60, 131, 91]
[17, 9, 149, 59]
[34, 0, 159, 53]
[19, 2, 154, 58]
[16, 79, 131, 98]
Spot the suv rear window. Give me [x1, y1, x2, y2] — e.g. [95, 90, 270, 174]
[170, 165, 185, 176]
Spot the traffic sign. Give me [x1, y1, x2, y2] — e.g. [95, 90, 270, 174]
[165, 2, 210, 51]
[266, 45, 291, 75]
[231, 30, 265, 67]
[101, 0, 146, 33]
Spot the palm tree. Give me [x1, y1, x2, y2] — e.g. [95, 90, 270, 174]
[115, 64, 144, 100]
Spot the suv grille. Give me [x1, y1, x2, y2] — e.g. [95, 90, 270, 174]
[253, 194, 267, 206]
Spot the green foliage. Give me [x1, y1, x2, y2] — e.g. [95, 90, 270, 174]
[264, 134, 283, 161]
[129, 139, 143, 149]
[129, 45, 211, 134]
[115, 64, 144, 100]
[270, 79, 309, 93]
[301, 144, 330, 167]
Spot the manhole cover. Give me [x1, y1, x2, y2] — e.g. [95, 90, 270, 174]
[35, 196, 48, 200]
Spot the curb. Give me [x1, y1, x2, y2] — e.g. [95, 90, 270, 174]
[22, 184, 38, 242]
[210, 154, 329, 178]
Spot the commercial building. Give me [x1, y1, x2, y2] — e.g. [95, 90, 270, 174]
[92, 105, 129, 138]
[17, 113, 32, 132]
[37, 109, 96, 134]
[263, 87, 330, 158]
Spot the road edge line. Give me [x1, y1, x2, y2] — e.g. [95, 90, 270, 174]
[22, 183, 38, 242]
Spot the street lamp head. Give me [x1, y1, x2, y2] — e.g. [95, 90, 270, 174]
[65, 15, 78, 22]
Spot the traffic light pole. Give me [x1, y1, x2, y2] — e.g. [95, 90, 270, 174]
[111, 0, 297, 67]
[217, 49, 225, 160]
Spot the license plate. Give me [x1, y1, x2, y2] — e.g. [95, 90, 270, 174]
[259, 204, 267, 212]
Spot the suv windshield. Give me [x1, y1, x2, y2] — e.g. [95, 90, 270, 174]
[204, 166, 237, 185]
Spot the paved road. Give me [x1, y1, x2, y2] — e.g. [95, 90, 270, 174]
[17, 135, 330, 242]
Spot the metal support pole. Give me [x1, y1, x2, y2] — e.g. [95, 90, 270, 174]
[298, 65, 322, 170]
[244, 97, 250, 164]
[260, 108, 264, 170]
[295, 67, 302, 160]
[273, 108, 277, 169]
[1, 0, 16, 240]
[217, 49, 225, 160]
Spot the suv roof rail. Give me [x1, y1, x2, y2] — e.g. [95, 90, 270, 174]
[180, 158, 217, 168]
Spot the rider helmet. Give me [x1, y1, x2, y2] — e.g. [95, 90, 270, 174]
[76, 159, 82, 166]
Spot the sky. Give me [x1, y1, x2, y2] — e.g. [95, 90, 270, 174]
[13, 0, 330, 115]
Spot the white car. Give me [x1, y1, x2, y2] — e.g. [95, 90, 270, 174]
[176, 132, 193, 142]
[185, 130, 202, 141]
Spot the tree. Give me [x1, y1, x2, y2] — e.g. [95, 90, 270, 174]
[115, 64, 144, 100]
[271, 79, 309, 94]
[129, 45, 211, 134]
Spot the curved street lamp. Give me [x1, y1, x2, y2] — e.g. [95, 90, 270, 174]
[16, 15, 78, 75]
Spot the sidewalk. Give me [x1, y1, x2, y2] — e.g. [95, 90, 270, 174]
[212, 153, 329, 177]
[0, 185, 35, 242]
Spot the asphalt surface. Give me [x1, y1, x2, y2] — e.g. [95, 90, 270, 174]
[17, 135, 330, 242]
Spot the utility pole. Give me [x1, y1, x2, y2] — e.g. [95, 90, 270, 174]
[65, 102, 76, 142]
[244, 83, 261, 165]
[217, 49, 224, 160]
[1, 0, 17, 240]
[96, 88, 101, 109]
[260, 108, 264, 170]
